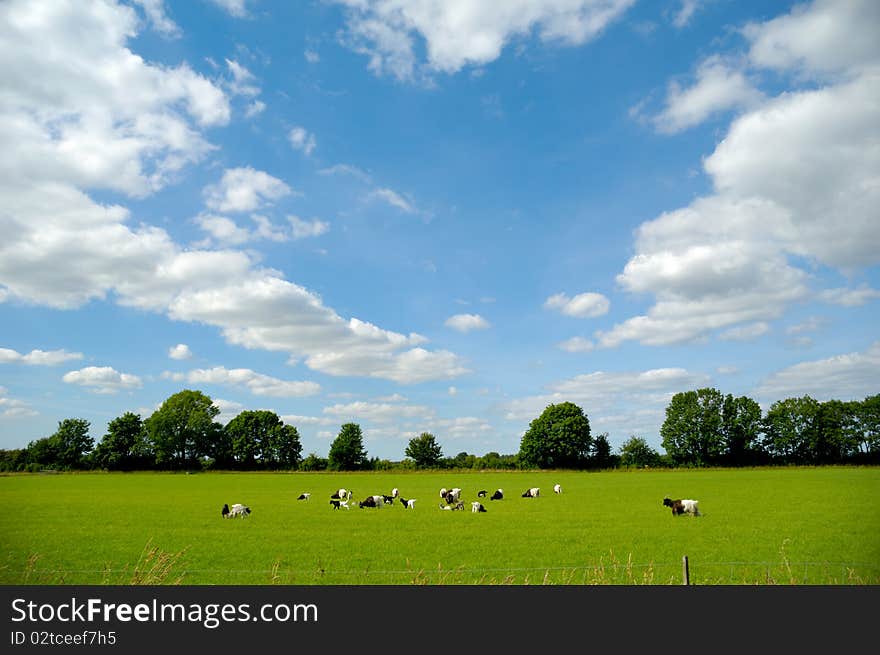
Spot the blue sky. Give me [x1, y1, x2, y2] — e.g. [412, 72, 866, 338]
[1, 0, 878, 460]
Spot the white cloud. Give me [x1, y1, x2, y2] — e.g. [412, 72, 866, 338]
[718, 321, 769, 341]
[305, 50, 320, 63]
[0, 0, 228, 198]
[323, 401, 434, 423]
[367, 187, 416, 213]
[225, 58, 261, 97]
[333, 0, 636, 81]
[194, 214, 252, 245]
[444, 313, 491, 333]
[0, 348, 84, 366]
[818, 285, 880, 307]
[206, 0, 250, 18]
[203, 167, 292, 213]
[63, 366, 143, 394]
[0, 1, 467, 387]
[0, 387, 38, 418]
[288, 216, 330, 240]
[557, 337, 595, 353]
[131, 0, 181, 38]
[602, 0, 880, 348]
[504, 367, 710, 438]
[288, 127, 317, 156]
[544, 291, 610, 318]
[181, 366, 321, 398]
[754, 341, 880, 402]
[744, 0, 880, 76]
[244, 100, 266, 118]
[671, 0, 702, 28]
[652, 55, 763, 134]
[318, 164, 372, 182]
[168, 343, 192, 360]
[212, 398, 245, 425]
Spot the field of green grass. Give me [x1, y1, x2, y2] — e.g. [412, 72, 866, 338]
[1, 467, 878, 585]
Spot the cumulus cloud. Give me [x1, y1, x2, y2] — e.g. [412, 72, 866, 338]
[332, 0, 636, 81]
[323, 401, 434, 423]
[600, 0, 880, 348]
[288, 126, 317, 156]
[131, 0, 181, 38]
[445, 314, 491, 333]
[652, 56, 763, 134]
[288, 216, 330, 240]
[168, 343, 192, 360]
[718, 321, 769, 342]
[504, 367, 710, 437]
[557, 337, 595, 352]
[63, 366, 142, 394]
[0, 387, 38, 418]
[0, 0, 469, 387]
[671, 0, 703, 28]
[203, 167, 291, 213]
[225, 58, 260, 97]
[753, 341, 880, 402]
[818, 285, 880, 307]
[206, 0, 251, 18]
[544, 292, 610, 318]
[0, 348, 84, 366]
[176, 366, 321, 398]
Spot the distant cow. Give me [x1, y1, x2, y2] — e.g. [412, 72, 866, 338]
[663, 497, 701, 516]
[471, 501, 487, 513]
[221, 503, 230, 518]
[330, 499, 350, 510]
[227, 503, 251, 518]
[477, 490, 488, 498]
[400, 497, 417, 509]
[297, 492, 311, 500]
[521, 487, 540, 498]
[553, 484, 562, 494]
[490, 489, 503, 501]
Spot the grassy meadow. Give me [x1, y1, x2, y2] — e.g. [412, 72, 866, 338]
[1, 467, 878, 585]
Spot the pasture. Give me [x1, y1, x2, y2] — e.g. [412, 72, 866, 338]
[1, 467, 878, 585]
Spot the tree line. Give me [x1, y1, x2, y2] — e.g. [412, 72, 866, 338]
[0, 388, 877, 473]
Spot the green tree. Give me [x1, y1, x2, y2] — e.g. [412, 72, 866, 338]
[25, 436, 59, 469]
[721, 394, 763, 466]
[92, 412, 151, 470]
[762, 396, 821, 463]
[618, 435, 661, 468]
[590, 432, 615, 468]
[146, 389, 221, 469]
[327, 423, 369, 471]
[518, 402, 592, 469]
[299, 452, 328, 471]
[405, 432, 443, 468]
[854, 394, 880, 456]
[660, 388, 725, 466]
[50, 418, 94, 469]
[224, 410, 301, 469]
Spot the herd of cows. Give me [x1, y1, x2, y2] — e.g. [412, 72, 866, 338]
[221, 485, 702, 518]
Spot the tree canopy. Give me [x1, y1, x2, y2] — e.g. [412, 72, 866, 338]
[327, 423, 369, 471]
[518, 401, 592, 469]
[405, 432, 443, 468]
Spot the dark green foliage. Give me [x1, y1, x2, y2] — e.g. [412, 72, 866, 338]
[327, 423, 369, 471]
[661, 388, 725, 466]
[224, 410, 302, 469]
[145, 389, 221, 469]
[518, 402, 592, 469]
[405, 432, 443, 468]
[299, 452, 328, 471]
[618, 436, 661, 468]
[92, 412, 152, 471]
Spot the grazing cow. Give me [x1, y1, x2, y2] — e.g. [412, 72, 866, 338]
[477, 490, 487, 498]
[227, 503, 251, 518]
[553, 484, 562, 494]
[439, 502, 452, 510]
[521, 487, 540, 498]
[663, 497, 701, 516]
[331, 488, 352, 501]
[490, 489, 503, 501]
[297, 492, 311, 500]
[441, 487, 462, 504]
[221, 503, 230, 518]
[359, 496, 377, 508]
[382, 495, 395, 505]
[471, 501, 487, 513]
[330, 499, 350, 510]
[400, 497, 417, 509]
[452, 501, 465, 511]
[391, 488, 399, 498]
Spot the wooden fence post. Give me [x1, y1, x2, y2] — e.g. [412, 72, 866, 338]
[682, 555, 690, 586]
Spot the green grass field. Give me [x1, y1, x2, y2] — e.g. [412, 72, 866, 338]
[1, 467, 878, 585]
